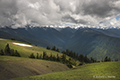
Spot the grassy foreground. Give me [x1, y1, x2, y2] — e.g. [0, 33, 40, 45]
[11, 61, 120, 80]
[0, 56, 69, 80]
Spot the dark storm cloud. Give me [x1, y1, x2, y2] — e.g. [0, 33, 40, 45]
[83, 1, 111, 17]
[82, 0, 120, 17]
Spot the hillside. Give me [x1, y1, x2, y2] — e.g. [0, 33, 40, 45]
[0, 27, 120, 60]
[11, 61, 120, 80]
[0, 38, 63, 57]
[65, 28, 120, 60]
[0, 56, 69, 80]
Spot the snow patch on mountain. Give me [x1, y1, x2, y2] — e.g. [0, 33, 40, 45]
[13, 42, 33, 47]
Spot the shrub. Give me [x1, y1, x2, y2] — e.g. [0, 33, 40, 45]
[29, 53, 35, 59]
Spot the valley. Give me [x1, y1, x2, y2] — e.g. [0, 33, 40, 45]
[0, 38, 119, 80]
[0, 0, 120, 80]
[0, 27, 120, 60]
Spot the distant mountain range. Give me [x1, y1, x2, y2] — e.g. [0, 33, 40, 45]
[0, 26, 120, 60]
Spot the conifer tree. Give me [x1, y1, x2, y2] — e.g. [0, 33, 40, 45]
[39, 54, 42, 59]
[29, 53, 35, 58]
[78, 54, 84, 62]
[46, 46, 50, 50]
[84, 55, 90, 63]
[90, 57, 95, 63]
[66, 49, 70, 55]
[75, 53, 79, 60]
[36, 53, 39, 59]
[108, 57, 111, 61]
[10, 49, 14, 56]
[4, 44, 11, 55]
[62, 50, 66, 54]
[50, 53, 53, 61]
[69, 50, 73, 57]
[104, 56, 108, 62]
[56, 54, 60, 61]
[104, 56, 111, 62]
[56, 48, 60, 52]
[51, 46, 56, 51]
[61, 54, 66, 64]
[0, 49, 4, 55]
[45, 55, 49, 60]
[14, 50, 21, 57]
[52, 55, 56, 61]
[43, 51, 47, 59]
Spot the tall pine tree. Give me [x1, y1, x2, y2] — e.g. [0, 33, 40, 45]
[61, 54, 66, 64]
[4, 44, 11, 55]
[43, 51, 47, 59]
[36, 53, 39, 59]
[51, 46, 56, 51]
[29, 53, 35, 58]
[0, 49, 4, 55]
[14, 50, 21, 57]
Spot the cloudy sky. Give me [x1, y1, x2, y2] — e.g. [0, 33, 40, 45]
[0, 0, 120, 28]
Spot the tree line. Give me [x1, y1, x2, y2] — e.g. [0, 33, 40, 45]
[0, 44, 21, 57]
[46, 46, 97, 63]
[29, 52, 77, 68]
[46, 45, 118, 63]
[46, 46, 60, 52]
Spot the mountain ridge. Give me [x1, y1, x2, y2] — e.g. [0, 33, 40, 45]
[0, 26, 120, 60]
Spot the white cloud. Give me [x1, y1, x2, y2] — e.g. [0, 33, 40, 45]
[28, 2, 40, 10]
[112, 0, 120, 9]
[0, 0, 120, 28]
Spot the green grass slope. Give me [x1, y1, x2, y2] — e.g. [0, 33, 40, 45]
[12, 61, 120, 80]
[0, 39, 63, 57]
[0, 56, 69, 80]
[65, 28, 120, 61]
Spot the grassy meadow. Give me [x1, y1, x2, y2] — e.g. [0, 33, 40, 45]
[0, 39, 63, 57]
[11, 61, 120, 80]
[0, 39, 120, 80]
[0, 56, 69, 80]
